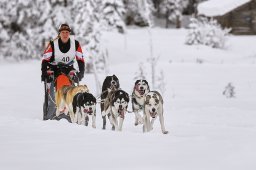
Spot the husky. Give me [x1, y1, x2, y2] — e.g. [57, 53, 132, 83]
[132, 80, 150, 125]
[100, 75, 120, 129]
[143, 91, 168, 134]
[72, 92, 97, 128]
[55, 85, 89, 123]
[109, 89, 129, 131]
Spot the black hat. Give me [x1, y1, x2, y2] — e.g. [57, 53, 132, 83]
[58, 24, 71, 33]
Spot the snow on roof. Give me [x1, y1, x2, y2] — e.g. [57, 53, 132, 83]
[198, 0, 251, 17]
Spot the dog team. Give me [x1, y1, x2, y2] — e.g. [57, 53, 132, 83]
[55, 75, 168, 134]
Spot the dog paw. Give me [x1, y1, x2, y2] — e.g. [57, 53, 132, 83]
[92, 125, 96, 128]
[162, 131, 169, 134]
[111, 126, 115, 131]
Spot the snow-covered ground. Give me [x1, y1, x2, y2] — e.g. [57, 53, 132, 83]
[0, 28, 256, 170]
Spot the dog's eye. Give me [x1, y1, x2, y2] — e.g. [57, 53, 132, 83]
[84, 102, 91, 106]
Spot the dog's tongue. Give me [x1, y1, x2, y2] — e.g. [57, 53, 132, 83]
[84, 109, 93, 115]
[150, 112, 156, 118]
[138, 90, 145, 95]
[119, 109, 125, 118]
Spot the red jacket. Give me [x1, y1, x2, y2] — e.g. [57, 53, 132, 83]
[41, 38, 85, 81]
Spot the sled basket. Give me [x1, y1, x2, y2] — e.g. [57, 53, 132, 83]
[55, 74, 72, 91]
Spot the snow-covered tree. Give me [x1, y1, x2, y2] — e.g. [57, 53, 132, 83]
[0, 0, 68, 60]
[28, 0, 56, 53]
[123, 0, 154, 26]
[184, 0, 206, 15]
[152, 0, 164, 16]
[186, 17, 231, 49]
[223, 82, 235, 98]
[72, 0, 93, 45]
[185, 17, 201, 45]
[72, 0, 108, 95]
[159, 0, 189, 28]
[0, 0, 56, 60]
[102, 0, 126, 33]
[138, 0, 155, 27]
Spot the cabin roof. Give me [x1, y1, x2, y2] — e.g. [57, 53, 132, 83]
[198, 0, 251, 17]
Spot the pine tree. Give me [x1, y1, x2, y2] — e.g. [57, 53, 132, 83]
[139, 0, 155, 27]
[49, 0, 72, 29]
[159, 0, 189, 28]
[123, 0, 140, 25]
[0, 0, 52, 60]
[73, 0, 108, 95]
[102, 0, 126, 33]
[185, 17, 201, 45]
[72, 0, 92, 45]
[152, 0, 164, 16]
[123, 0, 154, 26]
[0, 0, 59, 60]
[186, 17, 231, 49]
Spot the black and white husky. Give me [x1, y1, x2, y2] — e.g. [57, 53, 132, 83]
[132, 80, 150, 125]
[101, 75, 120, 129]
[143, 91, 168, 134]
[109, 89, 130, 131]
[72, 92, 97, 128]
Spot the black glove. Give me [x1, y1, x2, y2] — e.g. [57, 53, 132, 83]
[72, 75, 79, 83]
[77, 71, 84, 81]
[41, 71, 54, 82]
[41, 71, 48, 82]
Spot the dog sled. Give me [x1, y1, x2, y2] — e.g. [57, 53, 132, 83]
[43, 63, 79, 121]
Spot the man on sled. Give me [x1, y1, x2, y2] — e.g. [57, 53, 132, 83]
[41, 24, 85, 121]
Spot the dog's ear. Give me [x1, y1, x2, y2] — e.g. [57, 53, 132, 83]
[154, 91, 163, 104]
[102, 76, 110, 91]
[135, 80, 140, 85]
[145, 80, 149, 86]
[144, 80, 150, 90]
[143, 80, 148, 84]
[90, 93, 97, 103]
[152, 93, 160, 104]
[145, 95, 151, 104]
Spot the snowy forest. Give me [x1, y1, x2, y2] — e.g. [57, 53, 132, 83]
[0, 0, 207, 62]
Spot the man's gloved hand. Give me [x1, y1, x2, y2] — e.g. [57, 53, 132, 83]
[41, 71, 48, 82]
[41, 70, 54, 82]
[77, 71, 84, 81]
[69, 70, 84, 83]
[69, 70, 79, 83]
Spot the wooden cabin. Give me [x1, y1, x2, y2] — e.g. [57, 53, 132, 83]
[198, 0, 256, 35]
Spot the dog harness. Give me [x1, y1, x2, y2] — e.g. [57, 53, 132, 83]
[132, 94, 144, 111]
